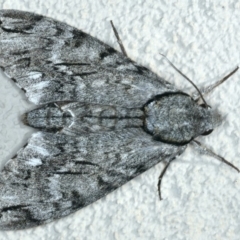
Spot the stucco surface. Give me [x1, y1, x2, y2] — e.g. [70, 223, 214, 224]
[0, 1, 240, 239]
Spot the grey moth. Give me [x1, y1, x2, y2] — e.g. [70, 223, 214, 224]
[0, 9, 238, 230]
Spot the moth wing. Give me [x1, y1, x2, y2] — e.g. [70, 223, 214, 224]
[0, 130, 186, 230]
[0, 9, 176, 108]
[0, 9, 185, 230]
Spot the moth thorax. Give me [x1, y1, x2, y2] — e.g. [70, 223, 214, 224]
[143, 93, 215, 145]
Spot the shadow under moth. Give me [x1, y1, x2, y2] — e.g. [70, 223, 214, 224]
[0, 9, 239, 230]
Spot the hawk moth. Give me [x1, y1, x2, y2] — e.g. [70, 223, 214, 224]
[0, 9, 238, 230]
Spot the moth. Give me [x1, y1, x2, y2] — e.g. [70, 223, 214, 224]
[0, 9, 238, 230]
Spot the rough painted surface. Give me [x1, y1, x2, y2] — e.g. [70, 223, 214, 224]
[0, 1, 240, 239]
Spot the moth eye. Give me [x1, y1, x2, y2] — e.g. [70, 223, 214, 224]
[201, 129, 213, 136]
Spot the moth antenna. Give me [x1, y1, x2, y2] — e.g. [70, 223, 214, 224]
[193, 140, 240, 173]
[110, 20, 128, 57]
[160, 54, 209, 108]
[194, 66, 239, 102]
[158, 160, 172, 200]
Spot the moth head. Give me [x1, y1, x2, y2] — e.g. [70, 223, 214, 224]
[143, 92, 220, 145]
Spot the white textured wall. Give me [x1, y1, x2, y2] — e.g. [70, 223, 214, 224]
[1, 1, 240, 239]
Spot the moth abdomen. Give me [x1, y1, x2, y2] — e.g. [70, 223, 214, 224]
[23, 103, 72, 132]
[24, 102, 145, 134]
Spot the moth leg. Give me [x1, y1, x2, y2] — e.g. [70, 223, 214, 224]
[157, 160, 172, 200]
[110, 20, 128, 57]
[192, 140, 240, 172]
[194, 66, 239, 103]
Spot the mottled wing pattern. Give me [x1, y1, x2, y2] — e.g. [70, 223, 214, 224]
[0, 130, 186, 230]
[0, 9, 177, 108]
[0, 10, 186, 230]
